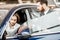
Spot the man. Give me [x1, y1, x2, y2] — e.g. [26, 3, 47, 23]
[37, 0, 53, 16]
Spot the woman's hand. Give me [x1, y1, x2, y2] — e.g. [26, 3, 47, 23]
[17, 25, 28, 34]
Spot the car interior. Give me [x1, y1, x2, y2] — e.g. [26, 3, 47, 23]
[15, 9, 27, 25]
[15, 9, 30, 35]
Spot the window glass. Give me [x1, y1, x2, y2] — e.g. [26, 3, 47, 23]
[27, 7, 40, 19]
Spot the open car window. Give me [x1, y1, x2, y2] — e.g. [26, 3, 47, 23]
[5, 7, 39, 38]
[5, 7, 40, 38]
[5, 8, 29, 39]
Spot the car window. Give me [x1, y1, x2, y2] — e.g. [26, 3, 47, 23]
[0, 9, 8, 26]
[27, 7, 41, 19]
[3, 7, 41, 38]
[30, 10, 60, 34]
[5, 8, 29, 37]
[25, 7, 60, 35]
[5, 7, 40, 37]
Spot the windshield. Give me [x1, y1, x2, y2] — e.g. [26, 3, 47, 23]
[0, 9, 8, 26]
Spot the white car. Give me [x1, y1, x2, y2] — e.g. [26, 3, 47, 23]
[0, 3, 60, 40]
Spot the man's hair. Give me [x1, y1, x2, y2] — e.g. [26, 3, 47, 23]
[37, 0, 48, 5]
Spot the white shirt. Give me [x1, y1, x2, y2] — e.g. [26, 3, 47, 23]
[44, 8, 49, 15]
[6, 23, 20, 37]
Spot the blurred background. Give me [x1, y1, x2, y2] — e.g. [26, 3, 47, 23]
[0, 0, 60, 9]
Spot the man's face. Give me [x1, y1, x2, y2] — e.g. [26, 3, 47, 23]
[37, 2, 45, 12]
[9, 16, 17, 26]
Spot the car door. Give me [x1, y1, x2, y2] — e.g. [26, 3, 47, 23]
[0, 4, 37, 40]
[27, 7, 60, 40]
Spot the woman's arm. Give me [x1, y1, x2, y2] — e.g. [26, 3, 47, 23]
[17, 23, 28, 34]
